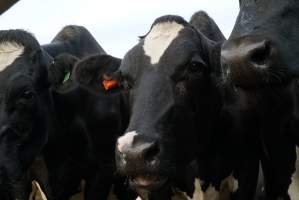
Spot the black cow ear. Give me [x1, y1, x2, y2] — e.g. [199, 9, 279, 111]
[48, 53, 78, 89]
[101, 73, 120, 91]
[30, 49, 52, 91]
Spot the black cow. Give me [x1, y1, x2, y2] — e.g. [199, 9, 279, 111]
[41, 24, 136, 200]
[114, 14, 259, 200]
[43, 25, 106, 90]
[42, 25, 106, 59]
[49, 53, 136, 200]
[0, 29, 54, 200]
[221, 0, 299, 199]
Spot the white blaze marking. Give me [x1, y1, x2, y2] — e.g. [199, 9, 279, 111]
[0, 42, 24, 71]
[117, 131, 138, 153]
[136, 197, 142, 200]
[288, 147, 299, 200]
[143, 21, 184, 65]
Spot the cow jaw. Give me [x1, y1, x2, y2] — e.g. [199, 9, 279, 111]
[0, 42, 24, 71]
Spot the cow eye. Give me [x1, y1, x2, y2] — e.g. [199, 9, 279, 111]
[188, 61, 207, 74]
[20, 90, 35, 101]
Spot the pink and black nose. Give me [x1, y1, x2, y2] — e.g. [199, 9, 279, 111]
[221, 37, 275, 88]
[116, 131, 160, 164]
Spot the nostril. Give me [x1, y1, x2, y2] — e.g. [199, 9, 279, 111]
[250, 40, 271, 66]
[143, 142, 160, 162]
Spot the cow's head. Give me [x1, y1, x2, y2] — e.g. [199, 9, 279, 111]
[0, 30, 52, 196]
[221, 0, 299, 89]
[114, 15, 221, 193]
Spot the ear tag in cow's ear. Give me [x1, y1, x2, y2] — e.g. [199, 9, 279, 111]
[63, 70, 71, 84]
[102, 74, 118, 90]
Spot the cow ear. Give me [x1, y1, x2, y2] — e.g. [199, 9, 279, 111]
[48, 53, 78, 89]
[30, 49, 52, 91]
[101, 73, 120, 91]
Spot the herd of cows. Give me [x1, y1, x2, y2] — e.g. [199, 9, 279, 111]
[1, 0, 299, 200]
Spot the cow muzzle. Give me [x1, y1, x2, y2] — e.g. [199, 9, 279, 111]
[116, 131, 170, 190]
[221, 36, 287, 89]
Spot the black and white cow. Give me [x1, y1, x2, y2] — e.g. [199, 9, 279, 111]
[221, 0, 299, 199]
[0, 27, 120, 200]
[113, 14, 259, 200]
[0, 29, 54, 200]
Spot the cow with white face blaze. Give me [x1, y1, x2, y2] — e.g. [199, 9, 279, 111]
[114, 15, 259, 200]
[0, 27, 112, 200]
[0, 30, 53, 200]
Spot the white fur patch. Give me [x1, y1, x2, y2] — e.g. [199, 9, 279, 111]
[171, 178, 219, 200]
[218, 174, 239, 200]
[117, 131, 138, 153]
[222, 174, 239, 193]
[288, 147, 299, 200]
[171, 178, 203, 200]
[135, 197, 142, 200]
[171, 175, 238, 200]
[202, 185, 219, 200]
[143, 21, 184, 65]
[0, 42, 24, 71]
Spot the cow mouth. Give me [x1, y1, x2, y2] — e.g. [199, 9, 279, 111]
[129, 175, 168, 191]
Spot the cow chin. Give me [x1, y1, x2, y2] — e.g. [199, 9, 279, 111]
[119, 168, 172, 191]
[130, 175, 169, 191]
[116, 156, 174, 191]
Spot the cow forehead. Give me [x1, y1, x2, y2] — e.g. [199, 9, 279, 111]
[143, 21, 184, 65]
[0, 42, 24, 72]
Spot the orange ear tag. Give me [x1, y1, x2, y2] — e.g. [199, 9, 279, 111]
[102, 75, 118, 90]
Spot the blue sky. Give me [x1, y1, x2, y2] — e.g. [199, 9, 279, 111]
[0, 0, 239, 57]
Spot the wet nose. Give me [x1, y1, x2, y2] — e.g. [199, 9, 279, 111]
[222, 39, 271, 67]
[221, 38, 273, 87]
[116, 131, 160, 162]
